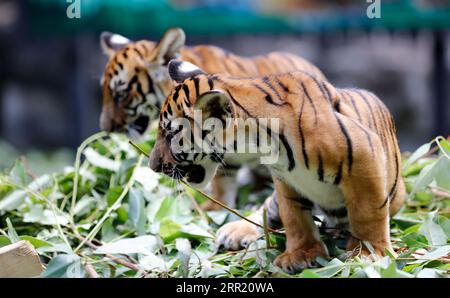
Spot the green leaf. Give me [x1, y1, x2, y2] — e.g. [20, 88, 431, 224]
[434, 156, 450, 190]
[439, 138, 450, 154]
[23, 204, 69, 226]
[311, 258, 344, 278]
[95, 235, 159, 255]
[415, 245, 450, 260]
[298, 269, 321, 278]
[133, 166, 159, 192]
[401, 232, 429, 249]
[404, 142, 431, 170]
[381, 262, 413, 278]
[9, 159, 30, 185]
[101, 217, 119, 242]
[0, 235, 11, 248]
[207, 210, 228, 226]
[41, 254, 85, 278]
[411, 162, 437, 195]
[0, 190, 26, 211]
[155, 197, 175, 221]
[139, 252, 173, 272]
[20, 236, 53, 249]
[129, 188, 146, 235]
[176, 238, 192, 277]
[363, 265, 381, 278]
[159, 218, 182, 243]
[438, 216, 450, 238]
[416, 268, 445, 278]
[6, 218, 20, 243]
[73, 196, 96, 216]
[83, 147, 120, 171]
[180, 223, 213, 240]
[106, 186, 123, 207]
[116, 207, 128, 223]
[418, 212, 447, 246]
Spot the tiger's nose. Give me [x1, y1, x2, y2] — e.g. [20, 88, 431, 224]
[149, 151, 163, 173]
[162, 163, 173, 175]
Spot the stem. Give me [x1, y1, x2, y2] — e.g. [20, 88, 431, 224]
[84, 262, 100, 278]
[263, 208, 271, 248]
[184, 187, 210, 225]
[76, 235, 142, 272]
[71, 131, 109, 217]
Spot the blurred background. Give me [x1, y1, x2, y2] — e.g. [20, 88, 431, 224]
[0, 0, 449, 173]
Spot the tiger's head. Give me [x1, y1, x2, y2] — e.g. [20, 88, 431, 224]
[149, 60, 235, 188]
[99, 28, 186, 139]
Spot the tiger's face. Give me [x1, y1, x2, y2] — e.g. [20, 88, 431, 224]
[99, 29, 186, 139]
[149, 61, 233, 188]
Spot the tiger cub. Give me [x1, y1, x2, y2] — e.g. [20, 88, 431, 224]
[149, 60, 405, 273]
[99, 27, 325, 210]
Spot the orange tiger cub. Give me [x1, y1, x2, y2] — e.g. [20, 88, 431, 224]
[99, 27, 325, 210]
[149, 60, 405, 273]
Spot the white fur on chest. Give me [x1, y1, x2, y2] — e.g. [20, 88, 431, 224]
[271, 165, 345, 210]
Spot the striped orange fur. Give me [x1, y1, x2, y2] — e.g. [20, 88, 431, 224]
[150, 61, 405, 273]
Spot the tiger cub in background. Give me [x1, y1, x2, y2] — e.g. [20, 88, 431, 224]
[99, 27, 325, 210]
[149, 60, 405, 273]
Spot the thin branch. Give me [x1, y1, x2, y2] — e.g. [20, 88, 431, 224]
[71, 131, 109, 217]
[429, 186, 450, 199]
[76, 235, 142, 272]
[184, 187, 210, 225]
[84, 262, 100, 278]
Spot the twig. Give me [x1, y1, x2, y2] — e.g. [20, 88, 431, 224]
[429, 186, 450, 199]
[71, 131, 109, 217]
[76, 235, 142, 272]
[128, 140, 282, 235]
[184, 187, 210, 225]
[263, 208, 271, 249]
[20, 156, 38, 182]
[84, 262, 100, 278]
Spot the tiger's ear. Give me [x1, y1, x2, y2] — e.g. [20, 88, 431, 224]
[153, 28, 186, 65]
[194, 90, 232, 121]
[100, 32, 131, 56]
[168, 60, 206, 83]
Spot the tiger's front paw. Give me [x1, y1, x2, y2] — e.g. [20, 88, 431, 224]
[274, 244, 328, 274]
[216, 219, 262, 250]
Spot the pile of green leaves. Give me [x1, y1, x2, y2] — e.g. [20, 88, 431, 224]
[0, 132, 449, 278]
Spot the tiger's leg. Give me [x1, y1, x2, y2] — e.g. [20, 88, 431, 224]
[216, 192, 282, 250]
[202, 167, 239, 211]
[340, 158, 393, 259]
[273, 178, 328, 273]
[389, 178, 405, 217]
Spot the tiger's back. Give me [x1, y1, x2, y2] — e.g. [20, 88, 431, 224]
[181, 45, 324, 79]
[99, 28, 325, 135]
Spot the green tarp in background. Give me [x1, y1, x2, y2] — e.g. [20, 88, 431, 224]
[27, 0, 450, 37]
